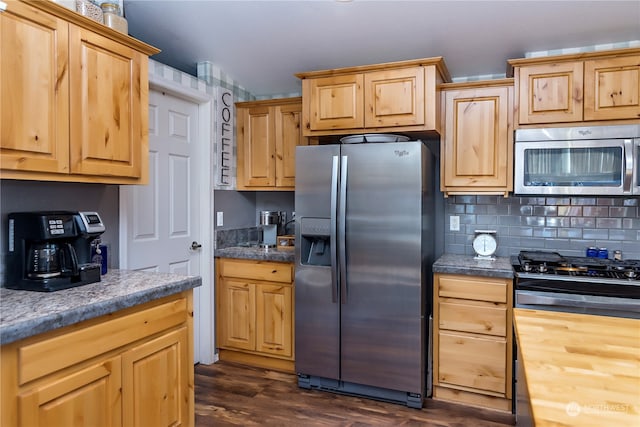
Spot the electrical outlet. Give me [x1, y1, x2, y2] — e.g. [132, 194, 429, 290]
[216, 211, 224, 227]
[450, 215, 460, 231]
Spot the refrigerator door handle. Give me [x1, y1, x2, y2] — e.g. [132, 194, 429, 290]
[339, 155, 348, 304]
[330, 155, 339, 303]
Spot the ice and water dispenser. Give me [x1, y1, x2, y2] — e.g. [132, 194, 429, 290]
[299, 217, 331, 266]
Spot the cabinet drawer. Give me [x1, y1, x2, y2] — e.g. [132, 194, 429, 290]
[439, 301, 507, 336]
[220, 259, 292, 283]
[438, 274, 508, 303]
[438, 331, 506, 394]
[18, 296, 188, 384]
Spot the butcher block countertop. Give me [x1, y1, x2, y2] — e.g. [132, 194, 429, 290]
[513, 308, 640, 426]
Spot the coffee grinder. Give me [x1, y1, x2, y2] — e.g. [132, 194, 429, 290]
[259, 211, 284, 248]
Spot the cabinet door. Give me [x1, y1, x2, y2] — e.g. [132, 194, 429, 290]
[19, 357, 121, 427]
[442, 86, 512, 190]
[364, 67, 424, 128]
[122, 327, 191, 427]
[438, 331, 507, 395]
[584, 56, 640, 121]
[517, 62, 583, 123]
[237, 106, 276, 188]
[0, 1, 69, 173]
[307, 74, 364, 131]
[255, 283, 293, 358]
[69, 26, 143, 178]
[218, 279, 256, 351]
[275, 103, 306, 188]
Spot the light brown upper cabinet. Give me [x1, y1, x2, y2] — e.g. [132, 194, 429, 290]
[440, 80, 514, 197]
[236, 97, 309, 190]
[296, 58, 451, 137]
[509, 48, 640, 126]
[0, 0, 159, 184]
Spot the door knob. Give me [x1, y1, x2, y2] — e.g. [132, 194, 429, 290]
[191, 241, 202, 250]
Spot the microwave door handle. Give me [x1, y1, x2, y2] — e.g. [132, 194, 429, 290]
[623, 139, 633, 193]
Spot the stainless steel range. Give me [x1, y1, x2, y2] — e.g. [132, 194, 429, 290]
[512, 250, 640, 319]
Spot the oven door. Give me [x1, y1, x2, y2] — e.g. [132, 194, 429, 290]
[515, 289, 640, 319]
[514, 139, 629, 195]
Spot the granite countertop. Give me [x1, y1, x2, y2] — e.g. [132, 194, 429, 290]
[0, 269, 202, 345]
[433, 253, 514, 278]
[514, 308, 640, 426]
[215, 246, 295, 263]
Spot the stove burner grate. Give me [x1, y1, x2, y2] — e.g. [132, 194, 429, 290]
[514, 251, 640, 282]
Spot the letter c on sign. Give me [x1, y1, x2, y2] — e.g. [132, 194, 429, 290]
[222, 92, 232, 107]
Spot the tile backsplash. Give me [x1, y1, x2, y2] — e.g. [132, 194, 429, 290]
[444, 196, 640, 259]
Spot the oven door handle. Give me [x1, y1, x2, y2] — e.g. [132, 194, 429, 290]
[516, 290, 640, 311]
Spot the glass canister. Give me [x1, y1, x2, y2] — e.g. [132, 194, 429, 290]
[100, 2, 128, 34]
[75, 0, 103, 23]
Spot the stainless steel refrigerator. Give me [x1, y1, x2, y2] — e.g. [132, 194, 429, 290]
[294, 140, 434, 408]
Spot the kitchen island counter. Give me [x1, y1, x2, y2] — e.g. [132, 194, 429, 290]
[433, 253, 513, 278]
[215, 246, 295, 263]
[0, 269, 201, 345]
[513, 308, 640, 426]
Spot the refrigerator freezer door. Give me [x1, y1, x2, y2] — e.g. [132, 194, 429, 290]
[295, 144, 341, 379]
[340, 141, 427, 395]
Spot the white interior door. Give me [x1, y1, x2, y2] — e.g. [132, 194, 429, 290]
[120, 86, 212, 364]
[126, 91, 200, 275]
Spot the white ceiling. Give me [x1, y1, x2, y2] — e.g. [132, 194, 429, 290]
[123, 0, 640, 97]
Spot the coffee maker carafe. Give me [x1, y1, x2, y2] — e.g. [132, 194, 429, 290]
[27, 241, 78, 279]
[7, 211, 105, 292]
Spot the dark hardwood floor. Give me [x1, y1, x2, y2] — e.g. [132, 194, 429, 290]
[195, 361, 515, 426]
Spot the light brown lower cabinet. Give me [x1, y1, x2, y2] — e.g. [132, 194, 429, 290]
[433, 273, 513, 412]
[216, 258, 294, 372]
[0, 291, 194, 427]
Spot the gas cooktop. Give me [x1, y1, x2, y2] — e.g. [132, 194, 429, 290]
[512, 250, 640, 282]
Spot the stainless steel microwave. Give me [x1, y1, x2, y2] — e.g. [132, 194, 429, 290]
[514, 124, 640, 196]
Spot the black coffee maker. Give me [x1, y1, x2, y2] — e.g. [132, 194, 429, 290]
[6, 211, 105, 292]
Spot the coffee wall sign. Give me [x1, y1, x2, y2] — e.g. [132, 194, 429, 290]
[216, 88, 233, 187]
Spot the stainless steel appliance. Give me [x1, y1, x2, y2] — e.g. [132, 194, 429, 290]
[259, 210, 284, 248]
[512, 250, 640, 319]
[294, 137, 434, 408]
[514, 124, 640, 196]
[7, 211, 105, 292]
